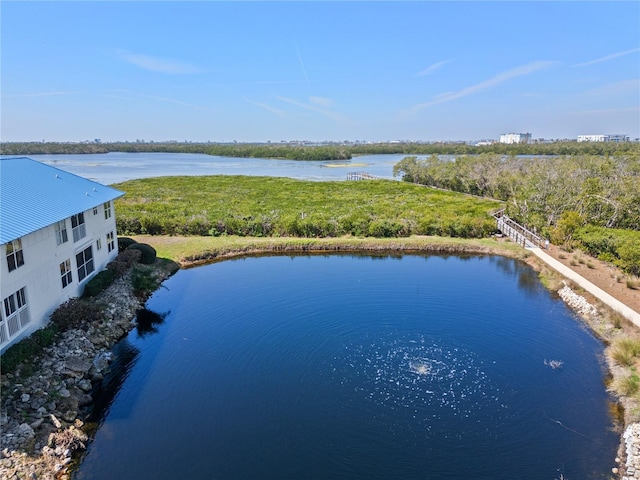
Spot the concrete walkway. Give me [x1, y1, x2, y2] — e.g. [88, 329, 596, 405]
[528, 247, 640, 327]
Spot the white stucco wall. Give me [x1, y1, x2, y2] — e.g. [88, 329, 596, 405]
[1, 201, 119, 351]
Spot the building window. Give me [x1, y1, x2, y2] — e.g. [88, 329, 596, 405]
[76, 246, 94, 282]
[107, 231, 115, 252]
[93, 206, 98, 215]
[104, 201, 112, 220]
[1, 287, 30, 345]
[60, 259, 73, 288]
[71, 213, 87, 242]
[6, 239, 25, 272]
[96, 238, 102, 250]
[55, 220, 69, 245]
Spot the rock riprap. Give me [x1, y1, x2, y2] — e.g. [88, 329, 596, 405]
[1, 266, 173, 480]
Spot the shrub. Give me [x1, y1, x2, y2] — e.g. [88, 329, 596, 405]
[368, 218, 404, 237]
[337, 213, 370, 237]
[609, 311, 624, 329]
[184, 218, 211, 236]
[50, 298, 104, 330]
[126, 243, 157, 265]
[118, 236, 138, 253]
[82, 270, 116, 298]
[0, 325, 58, 375]
[617, 239, 640, 277]
[610, 337, 640, 366]
[116, 217, 142, 235]
[573, 226, 640, 276]
[613, 372, 640, 396]
[626, 277, 640, 290]
[550, 210, 584, 246]
[107, 249, 142, 277]
[573, 225, 618, 259]
[131, 264, 160, 294]
[139, 216, 164, 235]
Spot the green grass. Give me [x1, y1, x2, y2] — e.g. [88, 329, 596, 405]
[114, 176, 502, 239]
[130, 234, 525, 266]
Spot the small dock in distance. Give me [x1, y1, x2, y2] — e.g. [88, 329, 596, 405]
[347, 172, 378, 181]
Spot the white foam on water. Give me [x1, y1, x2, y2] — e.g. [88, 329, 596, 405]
[332, 333, 504, 421]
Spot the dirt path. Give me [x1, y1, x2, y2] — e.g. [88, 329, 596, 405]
[543, 243, 640, 315]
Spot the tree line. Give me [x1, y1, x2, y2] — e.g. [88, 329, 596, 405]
[393, 153, 640, 230]
[393, 152, 640, 275]
[2, 140, 637, 159]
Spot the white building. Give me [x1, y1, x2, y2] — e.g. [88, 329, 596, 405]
[577, 134, 631, 143]
[499, 133, 532, 144]
[0, 157, 124, 352]
[577, 135, 609, 142]
[608, 134, 631, 143]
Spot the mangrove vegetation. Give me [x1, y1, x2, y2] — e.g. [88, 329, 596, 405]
[114, 176, 501, 239]
[393, 152, 640, 275]
[2, 140, 637, 159]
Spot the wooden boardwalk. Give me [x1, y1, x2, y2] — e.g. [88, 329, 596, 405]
[492, 209, 640, 325]
[347, 172, 378, 181]
[493, 209, 547, 249]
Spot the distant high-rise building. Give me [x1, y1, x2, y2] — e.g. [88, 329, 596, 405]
[499, 133, 532, 144]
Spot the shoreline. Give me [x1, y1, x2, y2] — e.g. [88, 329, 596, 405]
[1, 237, 637, 479]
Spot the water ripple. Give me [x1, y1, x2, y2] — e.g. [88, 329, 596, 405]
[332, 332, 505, 424]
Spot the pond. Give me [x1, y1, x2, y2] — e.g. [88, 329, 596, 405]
[74, 254, 617, 479]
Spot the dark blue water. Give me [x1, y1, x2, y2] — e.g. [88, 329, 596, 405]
[74, 255, 617, 479]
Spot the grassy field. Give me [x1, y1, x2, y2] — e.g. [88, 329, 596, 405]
[114, 176, 502, 239]
[129, 234, 526, 267]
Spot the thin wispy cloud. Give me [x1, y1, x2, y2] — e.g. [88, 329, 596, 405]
[581, 106, 639, 114]
[309, 96, 333, 107]
[401, 60, 557, 117]
[433, 91, 455, 99]
[276, 95, 345, 123]
[3, 91, 82, 98]
[579, 78, 639, 96]
[4, 88, 129, 99]
[295, 42, 311, 89]
[118, 50, 202, 74]
[416, 60, 451, 77]
[234, 80, 301, 86]
[132, 93, 217, 112]
[244, 97, 291, 118]
[572, 47, 640, 68]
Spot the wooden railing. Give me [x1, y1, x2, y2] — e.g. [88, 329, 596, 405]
[492, 209, 548, 249]
[347, 172, 377, 180]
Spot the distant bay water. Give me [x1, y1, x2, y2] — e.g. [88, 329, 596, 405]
[24, 152, 410, 184]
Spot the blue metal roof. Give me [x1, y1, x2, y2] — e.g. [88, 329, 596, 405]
[0, 157, 125, 244]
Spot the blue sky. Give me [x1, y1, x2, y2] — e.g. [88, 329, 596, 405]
[2, 1, 639, 142]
